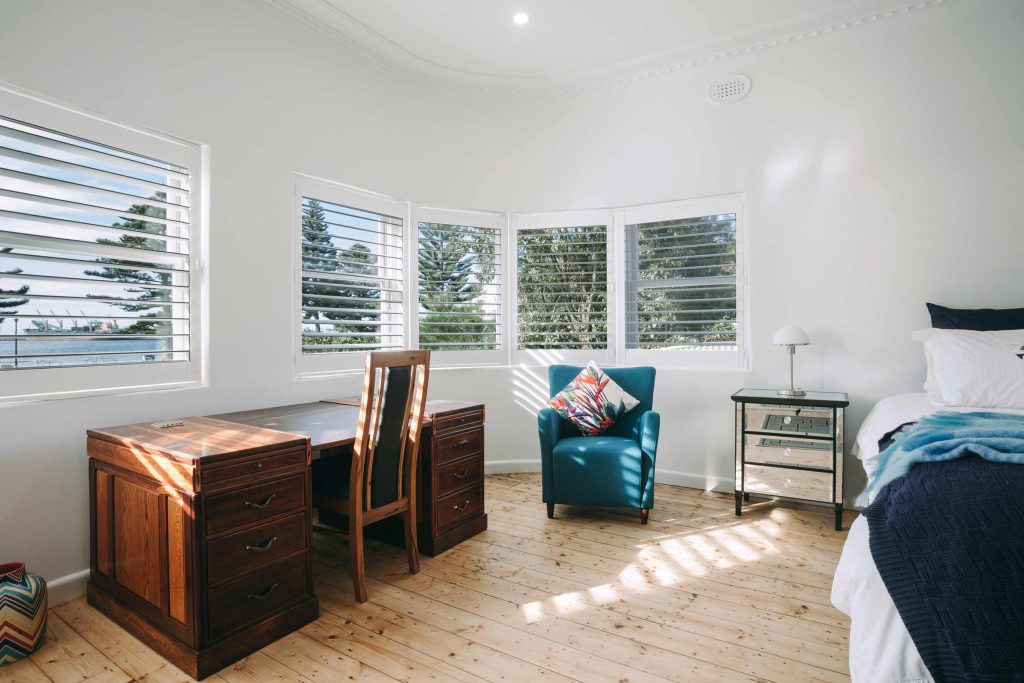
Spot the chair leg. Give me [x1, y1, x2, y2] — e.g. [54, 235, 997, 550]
[403, 507, 420, 574]
[546, 502, 554, 519]
[349, 518, 368, 603]
[640, 508, 649, 525]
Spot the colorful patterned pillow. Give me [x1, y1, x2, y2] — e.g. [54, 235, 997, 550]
[548, 362, 640, 436]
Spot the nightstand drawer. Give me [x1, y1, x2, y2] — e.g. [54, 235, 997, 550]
[744, 404, 833, 437]
[744, 434, 833, 469]
[744, 464, 831, 503]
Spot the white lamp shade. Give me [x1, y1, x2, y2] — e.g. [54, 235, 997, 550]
[773, 325, 810, 346]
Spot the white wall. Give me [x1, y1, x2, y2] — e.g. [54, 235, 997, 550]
[1, 0, 1022, 602]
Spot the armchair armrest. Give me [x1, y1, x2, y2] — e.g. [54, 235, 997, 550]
[632, 410, 660, 459]
[632, 410, 660, 508]
[538, 407, 563, 502]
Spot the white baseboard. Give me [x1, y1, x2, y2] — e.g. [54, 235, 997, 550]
[46, 568, 89, 606]
[485, 459, 541, 474]
[485, 460, 733, 493]
[654, 468, 733, 493]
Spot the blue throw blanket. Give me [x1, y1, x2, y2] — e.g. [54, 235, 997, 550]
[862, 412, 1024, 682]
[859, 411, 1024, 505]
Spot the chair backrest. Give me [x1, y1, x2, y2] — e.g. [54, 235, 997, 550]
[351, 350, 430, 512]
[548, 364, 655, 438]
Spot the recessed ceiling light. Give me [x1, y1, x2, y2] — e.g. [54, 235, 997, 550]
[513, 12, 529, 25]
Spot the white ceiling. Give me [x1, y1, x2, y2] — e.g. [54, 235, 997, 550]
[265, 0, 941, 91]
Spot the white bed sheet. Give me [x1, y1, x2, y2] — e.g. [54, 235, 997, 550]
[835, 394, 1024, 682]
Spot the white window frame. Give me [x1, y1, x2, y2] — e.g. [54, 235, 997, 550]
[0, 83, 206, 404]
[292, 174, 410, 379]
[511, 209, 615, 367]
[411, 205, 507, 368]
[618, 194, 748, 370]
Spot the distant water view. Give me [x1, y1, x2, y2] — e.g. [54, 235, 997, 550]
[0, 338, 166, 369]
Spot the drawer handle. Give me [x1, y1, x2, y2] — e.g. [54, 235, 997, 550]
[453, 500, 470, 512]
[246, 536, 277, 553]
[454, 439, 471, 449]
[247, 583, 279, 600]
[244, 494, 276, 510]
[452, 468, 471, 479]
[253, 461, 263, 471]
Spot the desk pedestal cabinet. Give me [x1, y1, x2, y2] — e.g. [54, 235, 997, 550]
[418, 405, 488, 555]
[86, 418, 318, 680]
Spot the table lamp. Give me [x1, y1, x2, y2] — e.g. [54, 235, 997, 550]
[773, 326, 810, 397]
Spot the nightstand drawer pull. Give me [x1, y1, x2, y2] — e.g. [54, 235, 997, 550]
[247, 583, 278, 600]
[245, 536, 277, 553]
[244, 494, 276, 510]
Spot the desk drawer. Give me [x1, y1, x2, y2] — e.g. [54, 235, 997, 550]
[744, 464, 831, 503]
[436, 454, 483, 498]
[744, 434, 833, 469]
[207, 512, 306, 585]
[206, 473, 306, 535]
[201, 447, 307, 486]
[436, 484, 484, 532]
[207, 554, 307, 641]
[435, 427, 483, 466]
[434, 410, 484, 436]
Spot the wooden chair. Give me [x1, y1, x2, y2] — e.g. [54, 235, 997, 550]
[312, 350, 430, 602]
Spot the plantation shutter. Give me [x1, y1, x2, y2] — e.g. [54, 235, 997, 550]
[516, 224, 608, 350]
[0, 115, 191, 370]
[625, 212, 737, 349]
[417, 221, 501, 351]
[300, 196, 404, 352]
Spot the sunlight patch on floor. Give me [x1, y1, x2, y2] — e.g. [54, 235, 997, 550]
[515, 517, 784, 624]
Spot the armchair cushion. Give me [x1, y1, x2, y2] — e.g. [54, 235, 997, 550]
[551, 436, 650, 508]
[547, 361, 640, 435]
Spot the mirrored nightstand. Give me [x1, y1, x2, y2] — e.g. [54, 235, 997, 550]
[731, 389, 849, 531]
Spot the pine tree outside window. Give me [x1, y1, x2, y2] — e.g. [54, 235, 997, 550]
[294, 176, 406, 377]
[414, 206, 504, 366]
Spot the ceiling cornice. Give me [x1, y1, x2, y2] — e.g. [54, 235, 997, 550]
[262, 0, 959, 95]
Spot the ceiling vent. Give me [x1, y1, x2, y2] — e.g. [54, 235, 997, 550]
[708, 74, 751, 103]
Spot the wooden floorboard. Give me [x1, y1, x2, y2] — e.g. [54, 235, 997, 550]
[0, 474, 851, 683]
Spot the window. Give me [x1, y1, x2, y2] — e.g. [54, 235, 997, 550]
[513, 211, 612, 364]
[295, 176, 406, 377]
[0, 86, 202, 400]
[621, 196, 745, 368]
[415, 207, 503, 364]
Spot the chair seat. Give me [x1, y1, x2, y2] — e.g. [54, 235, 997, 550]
[551, 436, 645, 508]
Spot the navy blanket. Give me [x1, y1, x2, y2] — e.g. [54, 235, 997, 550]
[864, 455, 1024, 682]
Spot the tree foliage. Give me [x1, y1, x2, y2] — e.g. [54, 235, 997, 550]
[627, 214, 736, 349]
[517, 226, 607, 349]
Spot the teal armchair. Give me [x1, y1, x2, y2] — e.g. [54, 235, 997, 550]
[538, 365, 660, 524]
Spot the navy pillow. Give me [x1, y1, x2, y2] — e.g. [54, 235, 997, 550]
[927, 302, 1024, 331]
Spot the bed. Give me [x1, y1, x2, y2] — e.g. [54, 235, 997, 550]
[831, 393, 1024, 682]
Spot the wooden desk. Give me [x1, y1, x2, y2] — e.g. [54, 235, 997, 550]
[86, 398, 486, 679]
[209, 398, 488, 555]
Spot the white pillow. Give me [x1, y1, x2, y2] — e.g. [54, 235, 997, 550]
[913, 328, 1024, 409]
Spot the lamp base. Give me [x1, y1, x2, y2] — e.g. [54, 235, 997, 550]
[777, 388, 806, 397]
